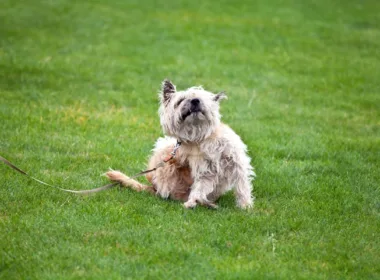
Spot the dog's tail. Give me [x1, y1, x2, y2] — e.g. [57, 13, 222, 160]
[105, 170, 156, 194]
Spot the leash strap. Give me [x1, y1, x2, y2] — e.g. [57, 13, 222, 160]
[0, 155, 119, 194]
[128, 140, 181, 178]
[0, 140, 182, 195]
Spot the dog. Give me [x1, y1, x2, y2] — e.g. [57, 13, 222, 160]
[106, 80, 255, 209]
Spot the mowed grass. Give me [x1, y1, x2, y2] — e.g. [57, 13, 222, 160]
[1, 0, 379, 278]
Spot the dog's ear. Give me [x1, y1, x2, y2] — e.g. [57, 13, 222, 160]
[161, 79, 176, 103]
[213, 91, 227, 102]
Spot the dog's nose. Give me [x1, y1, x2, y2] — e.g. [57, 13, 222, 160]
[191, 98, 200, 106]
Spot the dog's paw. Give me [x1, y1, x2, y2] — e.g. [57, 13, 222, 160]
[203, 202, 218, 209]
[105, 170, 126, 182]
[184, 199, 218, 209]
[237, 198, 254, 210]
[184, 199, 197, 209]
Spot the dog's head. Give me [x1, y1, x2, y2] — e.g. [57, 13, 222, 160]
[158, 79, 227, 143]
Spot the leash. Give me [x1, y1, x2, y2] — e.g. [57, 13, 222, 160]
[0, 140, 181, 195]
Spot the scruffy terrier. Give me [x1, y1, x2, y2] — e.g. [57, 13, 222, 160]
[106, 80, 255, 209]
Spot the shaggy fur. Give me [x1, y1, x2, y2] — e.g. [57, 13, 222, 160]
[106, 80, 255, 209]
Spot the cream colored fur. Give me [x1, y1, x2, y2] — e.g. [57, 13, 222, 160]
[106, 80, 255, 209]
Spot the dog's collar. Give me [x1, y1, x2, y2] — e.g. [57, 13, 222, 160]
[171, 140, 182, 157]
[162, 139, 181, 162]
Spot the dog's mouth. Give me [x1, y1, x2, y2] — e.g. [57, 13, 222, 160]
[181, 108, 204, 121]
[180, 98, 206, 121]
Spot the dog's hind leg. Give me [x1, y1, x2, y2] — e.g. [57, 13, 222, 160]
[105, 170, 156, 194]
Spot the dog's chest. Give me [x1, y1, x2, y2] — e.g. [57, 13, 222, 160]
[182, 145, 204, 162]
[181, 144, 223, 176]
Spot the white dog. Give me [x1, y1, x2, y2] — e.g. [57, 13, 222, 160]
[106, 80, 255, 209]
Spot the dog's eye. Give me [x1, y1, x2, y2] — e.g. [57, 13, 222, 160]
[175, 98, 185, 107]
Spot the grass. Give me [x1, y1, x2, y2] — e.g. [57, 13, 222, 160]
[0, 0, 379, 278]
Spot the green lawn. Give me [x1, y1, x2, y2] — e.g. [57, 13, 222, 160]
[1, 0, 379, 279]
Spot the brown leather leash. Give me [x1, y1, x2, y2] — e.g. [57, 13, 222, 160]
[0, 140, 181, 195]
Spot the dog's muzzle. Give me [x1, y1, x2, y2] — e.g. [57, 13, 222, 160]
[181, 98, 203, 120]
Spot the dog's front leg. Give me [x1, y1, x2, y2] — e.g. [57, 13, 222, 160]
[184, 178, 216, 209]
[234, 177, 254, 209]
